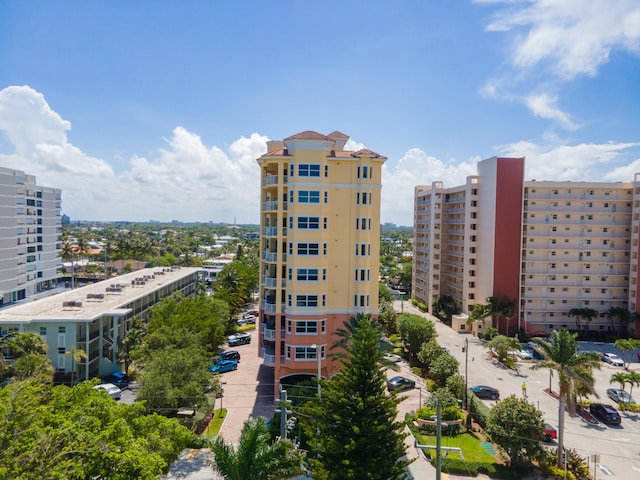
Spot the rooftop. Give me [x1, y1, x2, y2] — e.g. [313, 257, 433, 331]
[0, 267, 200, 324]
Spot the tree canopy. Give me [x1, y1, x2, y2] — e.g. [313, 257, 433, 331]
[210, 417, 304, 480]
[397, 313, 437, 360]
[300, 314, 411, 480]
[0, 379, 192, 479]
[486, 395, 545, 467]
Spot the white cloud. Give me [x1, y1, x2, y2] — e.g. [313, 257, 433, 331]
[477, 0, 640, 129]
[482, 0, 640, 79]
[524, 92, 577, 130]
[0, 85, 267, 223]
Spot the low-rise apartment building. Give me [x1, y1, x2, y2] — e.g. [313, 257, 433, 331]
[0, 267, 200, 381]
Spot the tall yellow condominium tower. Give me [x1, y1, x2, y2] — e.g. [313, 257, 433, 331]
[256, 131, 386, 394]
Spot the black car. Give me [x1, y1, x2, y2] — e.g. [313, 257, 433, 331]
[589, 403, 621, 426]
[470, 385, 500, 400]
[387, 376, 416, 391]
[100, 372, 130, 389]
[219, 350, 241, 362]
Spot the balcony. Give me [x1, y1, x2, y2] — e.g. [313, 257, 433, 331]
[262, 324, 277, 340]
[262, 251, 277, 262]
[260, 347, 276, 366]
[263, 226, 278, 237]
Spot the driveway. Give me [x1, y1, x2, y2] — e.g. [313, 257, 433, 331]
[163, 325, 275, 479]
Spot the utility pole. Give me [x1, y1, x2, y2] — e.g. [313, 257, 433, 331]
[435, 399, 442, 480]
[275, 387, 291, 440]
[464, 337, 469, 410]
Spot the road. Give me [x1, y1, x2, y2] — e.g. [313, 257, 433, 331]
[397, 300, 640, 479]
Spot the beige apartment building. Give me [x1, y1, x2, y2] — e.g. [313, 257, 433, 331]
[0, 166, 61, 306]
[414, 156, 640, 339]
[256, 131, 385, 392]
[0, 267, 200, 381]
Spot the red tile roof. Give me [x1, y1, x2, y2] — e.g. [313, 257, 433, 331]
[284, 131, 334, 141]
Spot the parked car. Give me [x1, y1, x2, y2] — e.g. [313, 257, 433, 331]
[93, 383, 122, 400]
[589, 403, 621, 425]
[100, 372, 131, 389]
[383, 353, 402, 363]
[602, 353, 624, 366]
[607, 388, 635, 404]
[470, 385, 500, 400]
[219, 350, 241, 363]
[539, 424, 558, 442]
[243, 310, 259, 319]
[228, 332, 251, 346]
[516, 348, 534, 360]
[387, 376, 416, 391]
[209, 359, 238, 373]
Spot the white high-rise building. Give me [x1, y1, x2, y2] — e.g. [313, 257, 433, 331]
[0, 166, 61, 306]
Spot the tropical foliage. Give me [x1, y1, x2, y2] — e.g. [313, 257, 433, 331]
[209, 417, 304, 480]
[531, 330, 601, 467]
[300, 314, 410, 480]
[397, 313, 437, 360]
[0, 379, 192, 479]
[486, 395, 545, 467]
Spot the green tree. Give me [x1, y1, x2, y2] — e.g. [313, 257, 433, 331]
[486, 395, 545, 466]
[610, 371, 628, 393]
[568, 307, 598, 338]
[118, 316, 144, 374]
[486, 296, 517, 336]
[429, 352, 460, 387]
[148, 294, 228, 354]
[608, 307, 632, 337]
[432, 295, 457, 321]
[484, 334, 521, 364]
[12, 353, 54, 382]
[0, 379, 192, 479]
[135, 327, 213, 413]
[614, 338, 640, 370]
[210, 417, 304, 480]
[467, 302, 491, 329]
[65, 346, 88, 385]
[417, 340, 446, 369]
[531, 330, 601, 467]
[397, 313, 437, 360]
[445, 374, 466, 400]
[625, 371, 640, 403]
[300, 314, 411, 480]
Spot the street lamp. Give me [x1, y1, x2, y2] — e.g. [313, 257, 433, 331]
[311, 344, 321, 398]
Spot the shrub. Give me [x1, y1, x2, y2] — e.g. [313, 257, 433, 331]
[417, 302, 428, 312]
[411, 299, 419, 306]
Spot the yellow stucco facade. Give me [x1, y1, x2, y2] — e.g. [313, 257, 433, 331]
[256, 131, 385, 393]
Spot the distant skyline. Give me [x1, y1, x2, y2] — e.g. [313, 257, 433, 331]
[1, 1, 639, 226]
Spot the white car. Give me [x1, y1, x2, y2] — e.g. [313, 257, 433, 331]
[602, 353, 624, 366]
[517, 349, 534, 360]
[383, 353, 402, 363]
[93, 383, 122, 400]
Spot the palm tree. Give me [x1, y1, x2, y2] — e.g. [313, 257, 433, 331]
[567, 307, 598, 339]
[65, 347, 88, 385]
[467, 302, 492, 330]
[614, 338, 640, 370]
[209, 417, 304, 480]
[607, 307, 631, 337]
[531, 329, 601, 467]
[610, 371, 628, 394]
[625, 372, 640, 403]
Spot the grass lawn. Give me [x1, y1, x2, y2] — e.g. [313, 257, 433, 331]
[413, 430, 529, 479]
[204, 408, 227, 436]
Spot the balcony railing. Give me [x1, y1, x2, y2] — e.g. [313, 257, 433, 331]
[262, 251, 277, 262]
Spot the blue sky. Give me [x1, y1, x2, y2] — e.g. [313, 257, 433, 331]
[1, 1, 639, 226]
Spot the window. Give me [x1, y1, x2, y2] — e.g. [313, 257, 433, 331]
[297, 243, 319, 255]
[298, 216, 320, 229]
[295, 320, 326, 334]
[354, 294, 370, 307]
[299, 164, 320, 177]
[296, 295, 318, 307]
[324, 191, 328, 204]
[58, 326, 66, 333]
[298, 191, 320, 203]
[39, 327, 46, 336]
[297, 269, 319, 281]
[293, 345, 325, 360]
